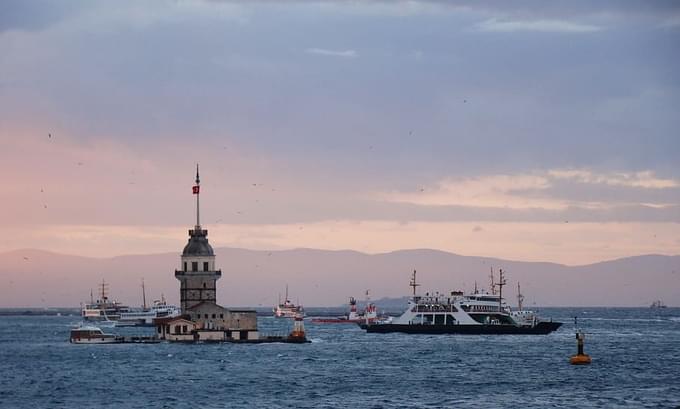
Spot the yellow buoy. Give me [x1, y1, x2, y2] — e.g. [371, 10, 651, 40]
[570, 329, 592, 365]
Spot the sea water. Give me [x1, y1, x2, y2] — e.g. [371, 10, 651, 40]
[1, 308, 679, 408]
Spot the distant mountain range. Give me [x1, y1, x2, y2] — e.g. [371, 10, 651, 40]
[1, 248, 678, 308]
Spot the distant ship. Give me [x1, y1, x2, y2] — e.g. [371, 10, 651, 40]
[273, 285, 305, 318]
[81, 280, 131, 321]
[650, 300, 667, 309]
[360, 269, 562, 335]
[312, 291, 382, 324]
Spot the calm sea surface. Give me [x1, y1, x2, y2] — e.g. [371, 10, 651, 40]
[1, 308, 679, 408]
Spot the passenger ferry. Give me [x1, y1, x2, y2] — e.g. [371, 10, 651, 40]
[360, 270, 561, 335]
[117, 299, 182, 327]
[273, 285, 305, 318]
[69, 324, 122, 344]
[81, 280, 131, 321]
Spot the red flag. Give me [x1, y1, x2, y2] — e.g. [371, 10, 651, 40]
[192, 185, 200, 194]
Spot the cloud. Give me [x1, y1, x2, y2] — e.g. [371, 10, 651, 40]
[475, 18, 602, 33]
[379, 169, 680, 211]
[305, 48, 358, 58]
[380, 173, 561, 209]
[548, 169, 679, 189]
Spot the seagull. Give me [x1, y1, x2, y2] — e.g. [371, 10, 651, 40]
[44, 204, 48, 209]
[409, 130, 413, 136]
[48, 133, 52, 139]
[23, 257, 29, 261]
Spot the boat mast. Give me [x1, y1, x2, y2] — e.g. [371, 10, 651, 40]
[495, 269, 507, 313]
[489, 267, 495, 295]
[100, 279, 108, 303]
[141, 278, 147, 310]
[517, 282, 524, 311]
[410, 269, 420, 300]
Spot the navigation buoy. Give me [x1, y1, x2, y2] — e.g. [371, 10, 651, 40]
[288, 313, 307, 343]
[570, 329, 591, 365]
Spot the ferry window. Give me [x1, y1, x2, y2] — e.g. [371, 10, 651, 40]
[182, 325, 187, 333]
[174, 325, 180, 333]
[204, 314, 208, 319]
[212, 314, 216, 319]
[434, 314, 445, 325]
[446, 315, 456, 325]
[203, 262, 209, 271]
[192, 262, 198, 271]
[423, 314, 434, 324]
[220, 314, 224, 319]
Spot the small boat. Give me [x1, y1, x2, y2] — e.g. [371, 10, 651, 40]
[273, 285, 304, 318]
[312, 291, 384, 324]
[70, 324, 122, 344]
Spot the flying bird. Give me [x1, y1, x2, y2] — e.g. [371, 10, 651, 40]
[23, 257, 29, 261]
[48, 133, 52, 139]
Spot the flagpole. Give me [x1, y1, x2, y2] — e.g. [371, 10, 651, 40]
[195, 163, 200, 229]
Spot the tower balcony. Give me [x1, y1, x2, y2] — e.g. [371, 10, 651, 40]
[175, 269, 222, 278]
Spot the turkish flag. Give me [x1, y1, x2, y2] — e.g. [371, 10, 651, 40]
[192, 185, 200, 194]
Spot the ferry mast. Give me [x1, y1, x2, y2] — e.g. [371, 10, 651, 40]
[494, 269, 507, 313]
[410, 269, 420, 302]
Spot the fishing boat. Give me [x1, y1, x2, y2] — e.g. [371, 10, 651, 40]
[360, 270, 561, 335]
[69, 324, 122, 344]
[312, 291, 382, 324]
[650, 300, 667, 309]
[81, 280, 131, 321]
[273, 285, 304, 318]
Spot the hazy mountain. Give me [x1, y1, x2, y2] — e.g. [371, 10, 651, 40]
[1, 248, 678, 308]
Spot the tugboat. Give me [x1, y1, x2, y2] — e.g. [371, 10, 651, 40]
[312, 291, 382, 324]
[81, 280, 131, 322]
[360, 270, 562, 335]
[273, 285, 305, 318]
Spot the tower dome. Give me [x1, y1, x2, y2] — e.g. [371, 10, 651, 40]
[182, 228, 214, 256]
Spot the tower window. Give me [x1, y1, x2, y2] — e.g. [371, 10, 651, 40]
[192, 262, 198, 272]
[184, 262, 187, 271]
[203, 283, 206, 289]
[203, 262, 209, 271]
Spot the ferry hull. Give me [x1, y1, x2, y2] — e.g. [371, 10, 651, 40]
[360, 321, 562, 335]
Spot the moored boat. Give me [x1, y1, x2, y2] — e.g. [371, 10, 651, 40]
[70, 324, 122, 344]
[360, 270, 561, 335]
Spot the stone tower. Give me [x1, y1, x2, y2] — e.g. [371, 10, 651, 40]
[174, 165, 222, 312]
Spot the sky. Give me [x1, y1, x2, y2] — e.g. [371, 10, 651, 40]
[1, 0, 679, 265]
